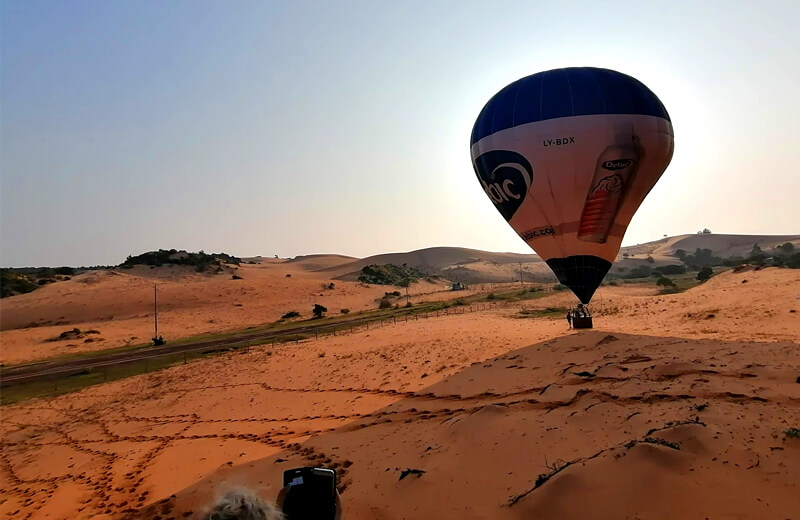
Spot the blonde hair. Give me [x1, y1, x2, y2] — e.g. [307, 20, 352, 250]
[206, 489, 284, 520]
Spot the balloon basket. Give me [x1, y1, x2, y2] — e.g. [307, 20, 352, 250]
[572, 316, 593, 329]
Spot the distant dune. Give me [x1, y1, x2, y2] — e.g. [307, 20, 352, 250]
[286, 233, 800, 283]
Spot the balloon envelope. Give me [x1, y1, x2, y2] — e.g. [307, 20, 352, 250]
[471, 67, 674, 303]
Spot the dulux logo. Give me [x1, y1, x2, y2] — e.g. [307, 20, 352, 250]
[473, 150, 533, 222]
[602, 159, 634, 171]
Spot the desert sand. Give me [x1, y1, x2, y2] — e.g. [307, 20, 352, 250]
[1, 266, 799, 519]
[0, 261, 505, 365]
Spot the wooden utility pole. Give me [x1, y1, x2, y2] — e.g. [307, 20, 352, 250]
[153, 284, 158, 340]
[519, 262, 523, 284]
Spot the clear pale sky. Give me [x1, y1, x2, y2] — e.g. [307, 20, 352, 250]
[2, 0, 798, 267]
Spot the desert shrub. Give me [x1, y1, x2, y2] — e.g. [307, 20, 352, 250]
[552, 284, 567, 291]
[281, 311, 300, 319]
[654, 264, 686, 275]
[231, 274, 243, 280]
[1, 270, 39, 298]
[340, 308, 350, 314]
[121, 249, 241, 272]
[358, 264, 426, 286]
[312, 304, 327, 318]
[786, 253, 800, 269]
[656, 276, 676, 288]
[646, 255, 654, 263]
[697, 266, 713, 281]
[681, 248, 724, 269]
[486, 292, 496, 300]
[404, 301, 412, 308]
[378, 298, 392, 309]
[779, 242, 795, 254]
[384, 291, 402, 297]
[608, 280, 618, 286]
[453, 299, 466, 306]
[285, 273, 292, 278]
[54, 266, 76, 276]
[623, 265, 652, 279]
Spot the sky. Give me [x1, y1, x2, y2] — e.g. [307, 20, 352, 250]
[2, 0, 799, 267]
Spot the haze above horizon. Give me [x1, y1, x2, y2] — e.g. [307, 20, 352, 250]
[2, 0, 799, 267]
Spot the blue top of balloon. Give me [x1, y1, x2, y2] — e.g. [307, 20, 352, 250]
[471, 67, 671, 145]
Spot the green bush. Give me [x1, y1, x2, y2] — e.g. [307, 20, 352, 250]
[623, 265, 652, 279]
[486, 292, 496, 300]
[697, 266, 713, 281]
[656, 276, 676, 288]
[654, 264, 686, 275]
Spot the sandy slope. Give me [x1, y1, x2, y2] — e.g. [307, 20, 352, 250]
[0, 262, 493, 365]
[1, 267, 798, 519]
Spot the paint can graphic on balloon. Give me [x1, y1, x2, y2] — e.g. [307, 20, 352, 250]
[578, 127, 641, 243]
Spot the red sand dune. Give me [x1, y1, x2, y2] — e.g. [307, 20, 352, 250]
[1, 267, 799, 518]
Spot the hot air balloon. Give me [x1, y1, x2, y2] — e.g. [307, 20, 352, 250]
[471, 67, 674, 307]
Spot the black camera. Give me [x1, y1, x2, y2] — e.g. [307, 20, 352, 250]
[282, 467, 337, 520]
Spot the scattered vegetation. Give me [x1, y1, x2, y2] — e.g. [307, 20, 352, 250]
[231, 274, 243, 280]
[518, 307, 568, 318]
[358, 264, 427, 286]
[1, 270, 39, 298]
[45, 328, 101, 342]
[784, 428, 800, 439]
[378, 298, 392, 309]
[281, 311, 301, 319]
[121, 249, 241, 273]
[340, 308, 350, 314]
